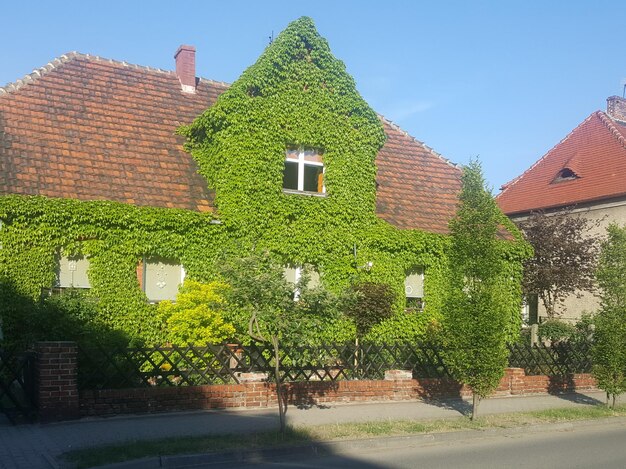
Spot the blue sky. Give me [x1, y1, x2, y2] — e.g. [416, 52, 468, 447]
[2, 1, 625, 190]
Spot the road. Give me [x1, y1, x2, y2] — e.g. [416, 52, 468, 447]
[212, 419, 626, 468]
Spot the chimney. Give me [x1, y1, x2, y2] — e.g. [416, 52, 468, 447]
[175, 45, 196, 93]
[606, 95, 626, 122]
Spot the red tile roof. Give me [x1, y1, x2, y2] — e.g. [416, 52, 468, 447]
[0, 53, 224, 212]
[376, 119, 461, 233]
[497, 111, 626, 215]
[0, 52, 461, 233]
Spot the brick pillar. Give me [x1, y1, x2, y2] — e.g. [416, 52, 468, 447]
[36, 341, 79, 422]
[506, 367, 527, 395]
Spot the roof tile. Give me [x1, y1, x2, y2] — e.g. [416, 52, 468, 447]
[497, 111, 626, 215]
[1, 53, 461, 233]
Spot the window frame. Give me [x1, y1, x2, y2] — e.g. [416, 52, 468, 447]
[284, 264, 321, 300]
[282, 147, 325, 196]
[56, 254, 92, 290]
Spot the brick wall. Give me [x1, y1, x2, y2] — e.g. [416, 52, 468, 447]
[36, 341, 79, 422]
[79, 368, 598, 418]
[31, 341, 600, 421]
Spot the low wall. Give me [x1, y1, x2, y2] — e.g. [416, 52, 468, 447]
[32, 342, 599, 420]
[79, 368, 598, 418]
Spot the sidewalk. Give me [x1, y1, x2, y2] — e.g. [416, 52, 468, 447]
[0, 391, 621, 469]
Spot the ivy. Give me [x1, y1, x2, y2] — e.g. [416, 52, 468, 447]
[0, 17, 529, 349]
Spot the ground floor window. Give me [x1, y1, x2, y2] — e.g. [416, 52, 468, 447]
[405, 267, 425, 311]
[141, 257, 185, 303]
[56, 255, 91, 289]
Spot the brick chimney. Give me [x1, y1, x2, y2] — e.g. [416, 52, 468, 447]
[606, 95, 626, 121]
[175, 45, 196, 93]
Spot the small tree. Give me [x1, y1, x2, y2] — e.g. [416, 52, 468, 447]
[593, 224, 626, 407]
[443, 160, 511, 419]
[219, 252, 305, 435]
[344, 282, 395, 340]
[517, 209, 601, 318]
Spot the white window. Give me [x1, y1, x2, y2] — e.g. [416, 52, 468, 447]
[284, 265, 321, 300]
[284, 265, 321, 289]
[283, 148, 325, 194]
[57, 255, 91, 289]
[404, 267, 424, 311]
[143, 257, 185, 303]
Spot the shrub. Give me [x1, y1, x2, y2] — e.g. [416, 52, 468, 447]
[343, 282, 395, 340]
[156, 280, 236, 345]
[538, 319, 577, 343]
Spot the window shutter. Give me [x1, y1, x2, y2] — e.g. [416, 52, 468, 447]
[404, 269, 424, 298]
[57, 256, 91, 288]
[144, 258, 182, 302]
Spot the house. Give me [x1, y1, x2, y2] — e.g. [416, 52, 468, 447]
[497, 95, 626, 321]
[0, 18, 524, 345]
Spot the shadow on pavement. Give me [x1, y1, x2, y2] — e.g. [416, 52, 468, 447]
[551, 392, 604, 406]
[417, 398, 471, 417]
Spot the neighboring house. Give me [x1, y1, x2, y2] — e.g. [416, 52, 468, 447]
[0, 18, 524, 344]
[497, 95, 626, 321]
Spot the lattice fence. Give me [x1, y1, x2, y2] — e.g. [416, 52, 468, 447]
[0, 349, 37, 423]
[78, 341, 593, 390]
[508, 342, 593, 376]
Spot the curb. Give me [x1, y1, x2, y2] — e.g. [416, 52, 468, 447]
[92, 416, 626, 468]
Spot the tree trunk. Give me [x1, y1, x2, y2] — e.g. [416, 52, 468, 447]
[612, 393, 616, 409]
[271, 335, 286, 436]
[471, 393, 481, 420]
[354, 337, 359, 371]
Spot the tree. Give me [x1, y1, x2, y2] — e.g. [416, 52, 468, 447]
[592, 224, 626, 407]
[219, 252, 340, 435]
[343, 282, 395, 340]
[443, 160, 512, 420]
[517, 209, 601, 318]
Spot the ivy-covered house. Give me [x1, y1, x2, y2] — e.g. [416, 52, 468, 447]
[0, 18, 524, 345]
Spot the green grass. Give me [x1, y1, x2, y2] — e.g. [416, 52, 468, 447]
[62, 404, 626, 469]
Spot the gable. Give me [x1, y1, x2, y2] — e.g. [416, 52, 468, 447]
[497, 111, 626, 215]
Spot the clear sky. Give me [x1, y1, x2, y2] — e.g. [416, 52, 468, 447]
[2, 1, 625, 191]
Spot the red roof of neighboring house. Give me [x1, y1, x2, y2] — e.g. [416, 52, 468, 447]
[497, 111, 626, 215]
[0, 52, 461, 233]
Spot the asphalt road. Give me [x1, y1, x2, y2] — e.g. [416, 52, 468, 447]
[214, 419, 626, 469]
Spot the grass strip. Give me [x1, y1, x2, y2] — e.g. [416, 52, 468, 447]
[63, 404, 626, 469]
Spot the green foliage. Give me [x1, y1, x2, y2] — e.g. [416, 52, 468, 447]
[344, 282, 395, 339]
[593, 308, 626, 405]
[0, 18, 528, 351]
[2, 287, 128, 350]
[0, 195, 224, 346]
[443, 160, 525, 410]
[219, 252, 350, 347]
[592, 224, 626, 405]
[365, 313, 441, 345]
[219, 252, 298, 343]
[538, 319, 577, 343]
[156, 281, 236, 345]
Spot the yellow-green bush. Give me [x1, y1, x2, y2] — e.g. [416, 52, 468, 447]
[156, 281, 235, 345]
